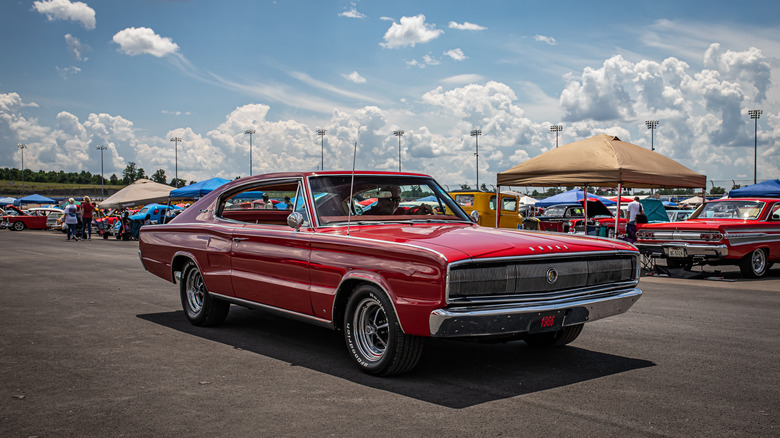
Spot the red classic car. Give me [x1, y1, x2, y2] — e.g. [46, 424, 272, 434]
[1, 205, 49, 231]
[636, 198, 780, 277]
[139, 171, 642, 376]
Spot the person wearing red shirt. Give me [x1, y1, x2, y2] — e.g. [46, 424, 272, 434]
[80, 196, 95, 240]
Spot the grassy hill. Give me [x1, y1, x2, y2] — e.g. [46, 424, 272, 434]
[1, 180, 127, 200]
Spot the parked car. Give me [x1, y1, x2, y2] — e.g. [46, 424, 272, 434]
[129, 203, 182, 224]
[139, 171, 642, 376]
[27, 207, 64, 229]
[537, 200, 625, 236]
[449, 190, 522, 228]
[1, 205, 49, 231]
[636, 198, 780, 277]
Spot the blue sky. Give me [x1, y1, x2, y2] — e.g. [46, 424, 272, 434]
[1, 0, 779, 190]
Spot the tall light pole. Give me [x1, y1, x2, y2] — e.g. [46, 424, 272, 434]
[170, 137, 181, 187]
[393, 130, 404, 172]
[244, 129, 256, 176]
[17, 143, 27, 195]
[316, 129, 326, 171]
[550, 124, 563, 148]
[645, 120, 659, 151]
[96, 144, 108, 197]
[471, 129, 481, 190]
[749, 110, 762, 184]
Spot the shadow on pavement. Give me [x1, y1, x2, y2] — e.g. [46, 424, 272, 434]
[139, 307, 655, 409]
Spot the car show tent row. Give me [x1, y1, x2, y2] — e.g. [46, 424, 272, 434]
[496, 134, 707, 231]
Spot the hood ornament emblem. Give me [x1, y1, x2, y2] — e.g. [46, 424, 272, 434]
[546, 267, 559, 284]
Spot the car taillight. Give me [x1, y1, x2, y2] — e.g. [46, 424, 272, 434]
[700, 232, 723, 241]
[636, 230, 653, 239]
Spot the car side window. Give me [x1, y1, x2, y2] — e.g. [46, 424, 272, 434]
[770, 203, 780, 221]
[501, 197, 517, 212]
[218, 180, 302, 226]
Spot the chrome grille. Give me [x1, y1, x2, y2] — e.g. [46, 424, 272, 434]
[448, 254, 637, 301]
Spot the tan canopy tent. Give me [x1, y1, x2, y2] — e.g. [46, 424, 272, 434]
[496, 134, 707, 230]
[498, 134, 706, 189]
[98, 178, 174, 209]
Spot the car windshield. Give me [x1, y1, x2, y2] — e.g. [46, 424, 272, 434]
[541, 206, 568, 217]
[694, 200, 765, 220]
[308, 175, 471, 226]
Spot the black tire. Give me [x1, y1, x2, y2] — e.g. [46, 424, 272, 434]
[12, 221, 25, 231]
[179, 261, 230, 326]
[739, 248, 769, 278]
[344, 284, 423, 376]
[523, 324, 584, 348]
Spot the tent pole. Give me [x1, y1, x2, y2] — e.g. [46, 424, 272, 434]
[615, 183, 622, 237]
[583, 184, 588, 235]
[495, 185, 501, 228]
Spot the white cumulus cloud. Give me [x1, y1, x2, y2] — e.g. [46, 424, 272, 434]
[343, 71, 366, 83]
[339, 8, 366, 19]
[534, 34, 557, 45]
[65, 34, 89, 61]
[33, 0, 96, 30]
[381, 15, 443, 49]
[448, 21, 486, 31]
[112, 27, 179, 57]
[444, 48, 467, 61]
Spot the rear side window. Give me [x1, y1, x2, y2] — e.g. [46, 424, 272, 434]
[218, 180, 306, 226]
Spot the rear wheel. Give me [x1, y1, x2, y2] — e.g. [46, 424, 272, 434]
[12, 221, 25, 231]
[739, 248, 769, 278]
[180, 261, 230, 326]
[344, 284, 423, 376]
[523, 324, 584, 348]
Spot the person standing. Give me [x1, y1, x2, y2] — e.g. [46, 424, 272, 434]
[80, 196, 95, 240]
[626, 196, 643, 242]
[63, 198, 79, 241]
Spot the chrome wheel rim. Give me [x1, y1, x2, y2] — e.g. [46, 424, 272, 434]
[185, 268, 205, 315]
[353, 297, 389, 362]
[751, 250, 766, 274]
[13, 222, 24, 231]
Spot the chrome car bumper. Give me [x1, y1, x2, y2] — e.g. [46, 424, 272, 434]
[429, 287, 641, 337]
[635, 242, 728, 258]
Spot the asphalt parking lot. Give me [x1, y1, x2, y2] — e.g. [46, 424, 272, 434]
[1, 230, 778, 437]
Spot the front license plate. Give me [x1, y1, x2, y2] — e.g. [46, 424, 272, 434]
[668, 247, 685, 258]
[528, 310, 564, 333]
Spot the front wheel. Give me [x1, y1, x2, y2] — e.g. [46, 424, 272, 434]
[523, 324, 584, 348]
[180, 261, 230, 326]
[12, 221, 25, 231]
[739, 248, 769, 278]
[344, 285, 423, 376]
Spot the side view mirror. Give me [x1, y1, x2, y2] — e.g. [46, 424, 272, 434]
[287, 212, 304, 231]
[470, 210, 479, 223]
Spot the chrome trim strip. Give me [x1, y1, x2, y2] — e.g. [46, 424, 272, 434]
[446, 281, 639, 305]
[429, 287, 642, 337]
[447, 250, 639, 267]
[210, 292, 334, 329]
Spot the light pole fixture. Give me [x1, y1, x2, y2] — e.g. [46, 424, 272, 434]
[17, 143, 27, 195]
[170, 137, 181, 187]
[550, 124, 563, 148]
[471, 129, 482, 190]
[645, 120, 659, 151]
[96, 144, 108, 197]
[316, 129, 326, 171]
[393, 130, 404, 172]
[749, 109, 762, 184]
[244, 129, 256, 176]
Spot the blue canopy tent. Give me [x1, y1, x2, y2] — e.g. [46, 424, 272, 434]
[729, 179, 780, 198]
[14, 194, 56, 205]
[535, 189, 616, 208]
[169, 177, 231, 199]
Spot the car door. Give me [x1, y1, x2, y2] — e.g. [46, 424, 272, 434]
[227, 181, 314, 315]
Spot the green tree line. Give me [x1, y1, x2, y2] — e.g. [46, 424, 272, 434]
[3, 163, 190, 187]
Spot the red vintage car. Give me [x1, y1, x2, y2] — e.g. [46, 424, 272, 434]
[139, 171, 642, 376]
[636, 198, 780, 277]
[1, 205, 49, 231]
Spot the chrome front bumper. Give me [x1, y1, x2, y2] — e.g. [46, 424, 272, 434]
[635, 242, 728, 259]
[429, 287, 641, 337]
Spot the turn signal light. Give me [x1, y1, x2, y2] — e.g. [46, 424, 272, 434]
[700, 232, 723, 241]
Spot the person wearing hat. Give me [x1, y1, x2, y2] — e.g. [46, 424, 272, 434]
[63, 198, 80, 241]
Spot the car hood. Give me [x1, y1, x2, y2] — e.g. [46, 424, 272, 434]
[343, 223, 637, 262]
